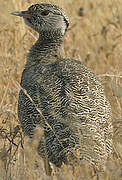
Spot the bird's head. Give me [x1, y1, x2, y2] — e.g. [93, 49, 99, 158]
[11, 4, 69, 35]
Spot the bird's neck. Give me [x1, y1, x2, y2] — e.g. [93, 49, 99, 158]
[26, 30, 65, 68]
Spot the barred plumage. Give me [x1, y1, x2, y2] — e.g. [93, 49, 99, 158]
[12, 3, 113, 168]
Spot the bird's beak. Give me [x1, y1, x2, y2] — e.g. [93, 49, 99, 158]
[11, 11, 32, 18]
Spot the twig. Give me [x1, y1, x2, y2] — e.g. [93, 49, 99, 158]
[98, 74, 122, 78]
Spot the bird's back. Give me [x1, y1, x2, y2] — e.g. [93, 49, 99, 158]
[18, 58, 113, 168]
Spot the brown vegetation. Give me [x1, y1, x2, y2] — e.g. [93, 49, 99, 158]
[0, 0, 122, 179]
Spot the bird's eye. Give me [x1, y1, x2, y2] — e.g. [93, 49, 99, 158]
[41, 10, 50, 16]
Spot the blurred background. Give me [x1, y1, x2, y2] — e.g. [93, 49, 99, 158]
[0, 0, 122, 179]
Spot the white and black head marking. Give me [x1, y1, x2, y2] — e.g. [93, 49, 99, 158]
[12, 4, 69, 35]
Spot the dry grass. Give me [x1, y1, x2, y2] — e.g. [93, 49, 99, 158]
[0, 0, 122, 179]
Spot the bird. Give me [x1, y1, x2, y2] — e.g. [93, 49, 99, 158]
[11, 3, 113, 169]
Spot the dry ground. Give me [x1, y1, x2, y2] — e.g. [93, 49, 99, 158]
[0, 0, 122, 179]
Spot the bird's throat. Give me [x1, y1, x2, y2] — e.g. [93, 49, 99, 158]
[26, 30, 65, 68]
